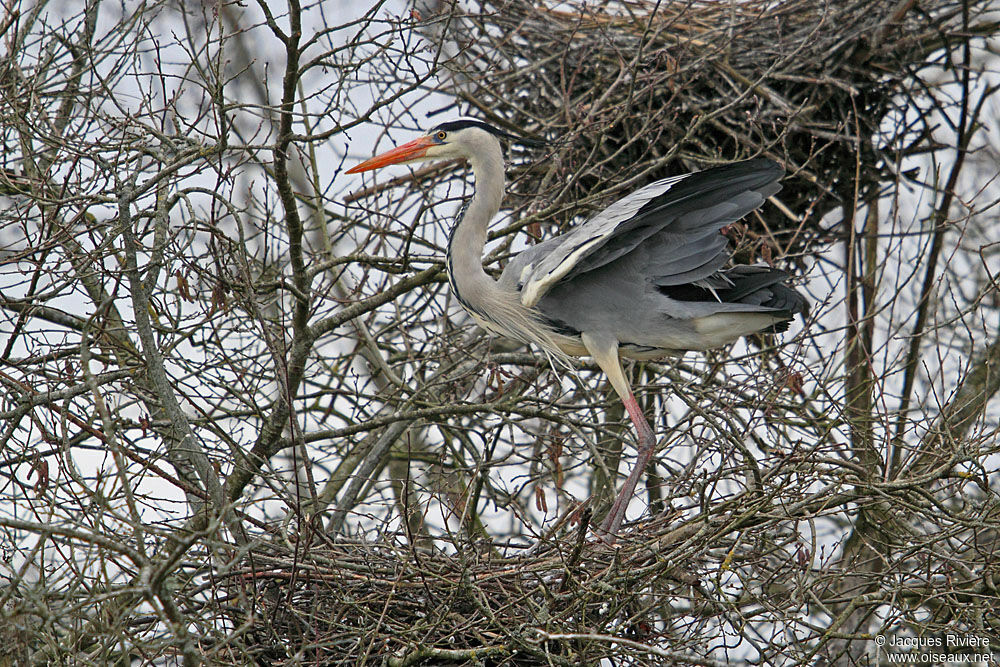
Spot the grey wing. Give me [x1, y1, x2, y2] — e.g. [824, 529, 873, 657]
[513, 173, 689, 306]
[513, 159, 783, 307]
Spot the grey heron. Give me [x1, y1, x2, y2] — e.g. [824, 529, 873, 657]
[346, 118, 807, 541]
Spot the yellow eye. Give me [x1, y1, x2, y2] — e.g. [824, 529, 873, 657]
[436, 131, 447, 141]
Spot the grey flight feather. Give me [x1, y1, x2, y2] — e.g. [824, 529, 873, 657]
[512, 173, 688, 307]
[511, 159, 782, 307]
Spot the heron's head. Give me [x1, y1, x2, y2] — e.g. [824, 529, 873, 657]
[346, 118, 537, 174]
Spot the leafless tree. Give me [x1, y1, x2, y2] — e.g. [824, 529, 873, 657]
[1, 0, 998, 664]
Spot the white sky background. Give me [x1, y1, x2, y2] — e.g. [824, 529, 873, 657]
[1, 0, 999, 659]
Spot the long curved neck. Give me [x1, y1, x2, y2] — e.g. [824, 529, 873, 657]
[443, 136, 566, 360]
[446, 141, 505, 309]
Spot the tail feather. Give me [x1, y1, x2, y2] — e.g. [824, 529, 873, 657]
[659, 264, 808, 334]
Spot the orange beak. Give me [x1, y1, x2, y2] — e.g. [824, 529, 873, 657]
[345, 136, 436, 174]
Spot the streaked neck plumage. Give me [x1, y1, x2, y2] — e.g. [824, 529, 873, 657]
[444, 133, 570, 363]
[446, 136, 505, 305]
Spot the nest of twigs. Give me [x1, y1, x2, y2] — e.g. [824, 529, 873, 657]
[224, 514, 715, 666]
[429, 0, 991, 264]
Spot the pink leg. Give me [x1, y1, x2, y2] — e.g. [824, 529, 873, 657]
[598, 391, 656, 541]
[580, 332, 658, 544]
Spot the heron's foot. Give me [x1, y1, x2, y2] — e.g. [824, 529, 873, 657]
[597, 429, 657, 543]
[597, 487, 631, 544]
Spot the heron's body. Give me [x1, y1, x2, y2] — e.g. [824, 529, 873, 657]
[347, 118, 807, 540]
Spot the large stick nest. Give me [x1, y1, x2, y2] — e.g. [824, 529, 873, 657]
[427, 0, 994, 264]
[220, 516, 722, 665]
